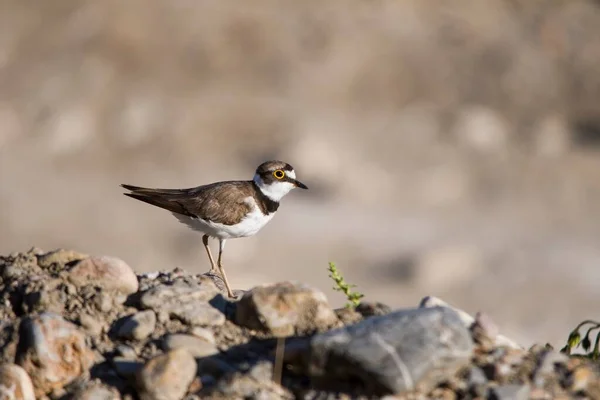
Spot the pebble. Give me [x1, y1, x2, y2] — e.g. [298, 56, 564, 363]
[117, 310, 157, 340]
[140, 281, 225, 327]
[305, 306, 474, 395]
[67, 256, 139, 295]
[94, 292, 114, 312]
[74, 384, 122, 400]
[235, 281, 339, 336]
[488, 384, 531, 400]
[16, 312, 95, 396]
[116, 344, 138, 359]
[355, 301, 392, 317]
[188, 327, 216, 344]
[162, 334, 219, 358]
[79, 313, 104, 336]
[0, 364, 36, 400]
[136, 348, 197, 400]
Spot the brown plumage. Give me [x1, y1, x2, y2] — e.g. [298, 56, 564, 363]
[121, 181, 258, 226]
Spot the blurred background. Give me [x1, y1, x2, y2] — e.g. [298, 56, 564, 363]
[1, 0, 600, 348]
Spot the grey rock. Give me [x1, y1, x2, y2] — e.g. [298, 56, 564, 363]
[136, 348, 197, 400]
[162, 334, 219, 358]
[140, 280, 225, 327]
[235, 281, 339, 337]
[0, 364, 35, 400]
[117, 310, 157, 340]
[304, 306, 474, 395]
[488, 384, 530, 400]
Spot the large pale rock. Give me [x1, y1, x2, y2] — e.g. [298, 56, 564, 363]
[0, 364, 35, 400]
[303, 306, 474, 395]
[136, 348, 197, 400]
[16, 312, 95, 396]
[67, 256, 139, 295]
[235, 281, 339, 336]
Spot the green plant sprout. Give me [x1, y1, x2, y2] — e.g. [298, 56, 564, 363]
[560, 319, 600, 360]
[327, 262, 364, 308]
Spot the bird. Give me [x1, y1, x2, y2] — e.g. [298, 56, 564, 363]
[121, 160, 308, 298]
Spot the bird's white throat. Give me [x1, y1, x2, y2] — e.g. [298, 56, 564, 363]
[253, 174, 295, 202]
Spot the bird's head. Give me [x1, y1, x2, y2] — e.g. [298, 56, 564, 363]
[253, 160, 308, 202]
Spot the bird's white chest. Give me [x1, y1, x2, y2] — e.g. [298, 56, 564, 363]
[173, 197, 275, 239]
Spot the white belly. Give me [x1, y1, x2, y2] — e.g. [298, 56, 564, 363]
[172, 199, 275, 239]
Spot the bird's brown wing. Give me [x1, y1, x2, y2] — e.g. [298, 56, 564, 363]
[121, 181, 254, 225]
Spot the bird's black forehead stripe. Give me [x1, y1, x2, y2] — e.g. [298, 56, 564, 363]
[283, 163, 293, 171]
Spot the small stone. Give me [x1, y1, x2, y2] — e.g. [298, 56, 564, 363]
[303, 306, 474, 395]
[468, 366, 488, 386]
[16, 312, 95, 396]
[162, 334, 219, 358]
[335, 307, 362, 326]
[355, 302, 392, 318]
[136, 348, 197, 400]
[117, 310, 156, 340]
[0, 364, 35, 400]
[94, 292, 114, 312]
[73, 384, 121, 400]
[67, 256, 139, 295]
[140, 280, 225, 327]
[488, 384, 531, 400]
[116, 344, 138, 359]
[188, 327, 216, 344]
[235, 281, 339, 337]
[79, 314, 103, 336]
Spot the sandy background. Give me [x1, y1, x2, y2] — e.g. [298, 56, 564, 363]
[1, 0, 600, 348]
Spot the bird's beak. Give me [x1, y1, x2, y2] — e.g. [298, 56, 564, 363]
[293, 179, 308, 189]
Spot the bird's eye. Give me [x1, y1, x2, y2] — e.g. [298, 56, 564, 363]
[273, 170, 285, 179]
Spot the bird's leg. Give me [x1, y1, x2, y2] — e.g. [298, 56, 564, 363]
[202, 234, 218, 274]
[217, 239, 235, 298]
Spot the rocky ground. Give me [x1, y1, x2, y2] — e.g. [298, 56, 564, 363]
[1, 248, 599, 400]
